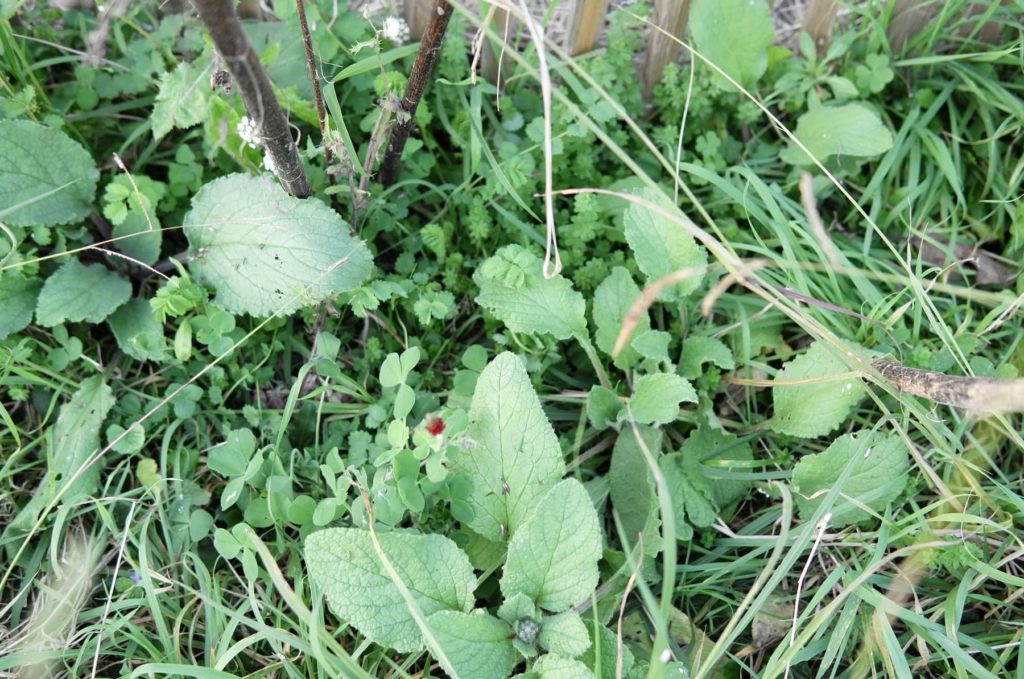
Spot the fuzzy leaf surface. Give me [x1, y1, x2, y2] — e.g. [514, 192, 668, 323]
[501, 478, 602, 612]
[771, 341, 867, 437]
[690, 0, 774, 89]
[36, 260, 131, 327]
[792, 431, 909, 526]
[427, 611, 516, 679]
[623, 190, 706, 302]
[0, 120, 98, 227]
[152, 61, 210, 139]
[108, 299, 170, 361]
[629, 373, 697, 425]
[0, 274, 40, 340]
[781, 104, 894, 165]
[184, 174, 372, 316]
[304, 528, 475, 652]
[592, 266, 647, 368]
[452, 352, 564, 541]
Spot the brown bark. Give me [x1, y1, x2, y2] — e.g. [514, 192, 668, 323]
[192, 0, 311, 197]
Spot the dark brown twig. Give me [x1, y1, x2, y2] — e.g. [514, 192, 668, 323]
[192, 0, 311, 198]
[378, 0, 454, 186]
[295, 0, 333, 186]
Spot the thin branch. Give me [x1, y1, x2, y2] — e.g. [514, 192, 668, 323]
[295, 0, 333, 186]
[192, 0, 311, 197]
[378, 0, 454, 186]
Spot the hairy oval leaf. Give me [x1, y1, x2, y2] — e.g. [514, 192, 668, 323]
[623, 189, 707, 302]
[427, 611, 517, 679]
[771, 340, 868, 438]
[184, 174, 372, 316]
[781, 103, 894, 165]
[36, 260, 131, 327]
[690, 0, 775, 89]
[0, 120, 99, 227]
[451, 352, 565, 541]
[304, 528, 476, 653]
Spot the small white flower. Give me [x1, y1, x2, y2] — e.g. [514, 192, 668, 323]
[381, 15, 410, 43]
[236, 115, 260, 149]
[262, 150, 276, 174]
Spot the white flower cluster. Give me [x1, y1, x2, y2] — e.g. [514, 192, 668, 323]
[381, 15, 410, 44]
[236, 115, 260, 149]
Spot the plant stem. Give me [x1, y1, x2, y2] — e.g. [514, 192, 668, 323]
[192, 0, 311, 198]
[378, 0, 454, 186]
[294, 0, 333, 186]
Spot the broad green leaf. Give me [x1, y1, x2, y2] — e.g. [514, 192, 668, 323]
[661, 452, 717, 531]
[501, 478, 602, 612]
[36, 260, 131, 327]
[533, 654, 595, 678]
[427, 611, 517, 679]
[184, 173, 372, 316]
[623, 189, 706, 301]
[781, 103, 894, 165]
[0, 273, 40, 340]
[628, 373, 697, 425]
[586, 385, 623, 430]
[538, 610, 590, 658]
[679, 426, 752, 509]
[592, 266, 647, 368]
[609, 426, 661, 545]
[152, 61, 210, 139]
[112, 211, 161, 265]
[108, 299, 170, 362]
[451, 352, 565, 542]
[0, 120, 98, 227]
[8, 376, 115, 534]
[631, 330, 671, 363]
[474, 244, 587, 341]
[792, 431, 909, 526]
[207, 428, 257, 477]
[305, 528, 476, 652]
[679, 335, 735, 379]
[690, 0, 774, 89]
[771, 341, 867, 438]
[580, 625, 635, 679]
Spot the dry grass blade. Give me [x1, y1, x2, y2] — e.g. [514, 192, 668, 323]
[798, 171, 840, 269]
[874, 358, 1024, 413]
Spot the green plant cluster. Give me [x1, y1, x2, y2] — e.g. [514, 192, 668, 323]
[1, 0, 1022, 677]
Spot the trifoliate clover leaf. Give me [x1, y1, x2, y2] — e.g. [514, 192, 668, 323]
[304, 528, 476, 653]
[792, 431, 909, 526]
[451, 352, 565, 542]
[474, 244, 587, 341]
[36, 260, 131, 327]
[0, 120, 98, 227]
[183, 174, 372, 316]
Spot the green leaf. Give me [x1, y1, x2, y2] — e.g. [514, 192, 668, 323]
[580, 625, 635, 679]
[781, 103, 894, 165]
[631, 330, 671, 363]
[501, 478, 602, 612]
[690, 0, 774, 89]
[661, 452, 717, 531]
[679, 426, 752, 509]
[36, 260, 131, 327]
[592, 266, 648, 368]
[771, 341, 867, 438]
[474, 244, 587, 341]
[152, 61, 211, 139]
[113, 211, 161, 265]
[184, 174, 372, 316]
[628, 373, 697, 426]
[108, 298, 170, 362]
[451, 352, 565, 542]
[538, 610, 591, 658]
[609, 426, 661, 545]
[0, 120, 99, 227]
[305, 528, 476, 652]
[0, 273, 40, 340]
[427, 611, 517, 679]
[207, 428, 257, 478]
[586, 385, 623, 430]
[679, 335, 735, 379]
[533, 654, 595, 678]
[623, 189, 706, 302]
[792, 431, 909, 526]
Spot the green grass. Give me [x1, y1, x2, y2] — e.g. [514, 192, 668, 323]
[1, 0, 1023, 677]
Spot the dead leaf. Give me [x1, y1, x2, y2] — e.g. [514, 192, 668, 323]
[911, 235, 1013, 286]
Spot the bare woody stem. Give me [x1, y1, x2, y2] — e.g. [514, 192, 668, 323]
[378, 0, 454, 186]
[192, 0, 312, 198]
[295, 0, 333, 185]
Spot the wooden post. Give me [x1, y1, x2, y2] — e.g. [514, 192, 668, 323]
[404, 0, 434, 41]
[641, 0, 691, 98]
[803, 0, 840, 54]
[566, 0, 610, 56]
